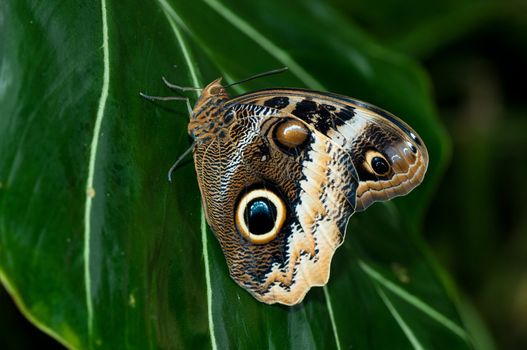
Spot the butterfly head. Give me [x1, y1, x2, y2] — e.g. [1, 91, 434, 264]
[353, 113, 429, 211]
[188, 78, 230, 139]
[193, 78, 229, 112]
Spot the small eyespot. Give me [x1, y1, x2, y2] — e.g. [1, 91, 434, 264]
[273, 119, 310, 154]
[371, 157, 389, 174]
[235, 189, 286, 244]
[364, 150, 391, 176]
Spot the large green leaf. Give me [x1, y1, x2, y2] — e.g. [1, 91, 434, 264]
[0, 0, 472, 348]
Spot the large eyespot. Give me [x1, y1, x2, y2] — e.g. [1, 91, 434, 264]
[272, 119, 310, 154]
[364, 150, 391, 176]
[235, 189, 286, 244]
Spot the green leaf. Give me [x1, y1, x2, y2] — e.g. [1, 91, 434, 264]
[0, 0, 473, 348]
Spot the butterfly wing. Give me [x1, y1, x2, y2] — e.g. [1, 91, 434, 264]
[230, 89, 429, 211]
[194, 89, 428, 305]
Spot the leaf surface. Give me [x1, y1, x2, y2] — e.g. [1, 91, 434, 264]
[0, 0, 470, 348]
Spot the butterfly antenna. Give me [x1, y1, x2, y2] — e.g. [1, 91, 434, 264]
[162, 77, 202, 92]
[140, 93, 194, 117]
[139, 92, 188, 102]
[225, 67, 288, 88]
[168, 142, 195, 182]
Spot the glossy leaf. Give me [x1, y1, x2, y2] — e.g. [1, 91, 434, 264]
[0, 0, 471, 348]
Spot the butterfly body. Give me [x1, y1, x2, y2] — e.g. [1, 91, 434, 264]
[187, 78, 428, 305]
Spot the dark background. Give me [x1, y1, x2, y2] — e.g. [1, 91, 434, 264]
[1, 0, 525, 349]
[333, 1, 527, 348]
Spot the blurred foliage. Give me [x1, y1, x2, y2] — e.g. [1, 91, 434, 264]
[329, 0, 527, 349]
[425, 11, 527, 350]
[1, 0, 526, 349]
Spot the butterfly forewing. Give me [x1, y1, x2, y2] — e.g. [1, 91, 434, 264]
[228, 89, 429, 211]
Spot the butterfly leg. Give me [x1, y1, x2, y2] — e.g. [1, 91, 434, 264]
[167, 141, 196, 182]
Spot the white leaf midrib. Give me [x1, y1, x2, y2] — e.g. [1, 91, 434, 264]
[84, 0, 110, 337]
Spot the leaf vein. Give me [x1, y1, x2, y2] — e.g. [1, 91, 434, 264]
[157, 3, 218, 349]
[83, 0, 110, 337]
[203, 0, 325, 90]
[376, 285, 425, 350]
[360, 261, 469, 341]
[323, 286, 342, 350]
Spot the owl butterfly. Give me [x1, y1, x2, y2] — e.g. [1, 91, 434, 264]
[147, 72, 428, 305]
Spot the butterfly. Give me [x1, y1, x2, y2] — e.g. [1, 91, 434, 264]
[143, 70, 428, 305]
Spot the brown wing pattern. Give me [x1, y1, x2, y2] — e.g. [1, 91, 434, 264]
[230, 89, 429, 211]
[194, 103, 356, 304]
[190, 82, 428, 305]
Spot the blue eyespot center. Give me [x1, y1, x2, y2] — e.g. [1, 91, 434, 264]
[244, 198, 277, 235]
